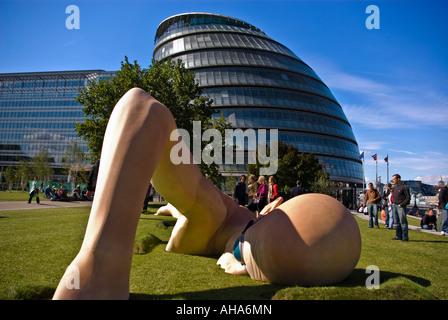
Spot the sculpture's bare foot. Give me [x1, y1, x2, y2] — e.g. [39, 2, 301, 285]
[52, 250, 130, 300]
[155, 203, 181, 218]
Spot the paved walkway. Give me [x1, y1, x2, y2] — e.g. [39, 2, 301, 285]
[1, 201, 443, 237]
[0, 200, 92, 211]
[350, 210, 444, 236]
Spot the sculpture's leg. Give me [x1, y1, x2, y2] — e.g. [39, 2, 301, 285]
[53, 87, 250, 299]
[53, 88, 175, 299]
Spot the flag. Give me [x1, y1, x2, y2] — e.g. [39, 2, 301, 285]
[372, 154, 377, 161]
[384, 155, 388, 163]
[359, 151, 364, 160]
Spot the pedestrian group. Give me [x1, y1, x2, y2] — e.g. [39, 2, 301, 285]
[361, 173, 448, 241]
[234, 174, 307, 217]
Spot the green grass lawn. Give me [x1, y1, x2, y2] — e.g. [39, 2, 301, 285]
[0, 190, 50, 202]
[0, 201, 447, 300]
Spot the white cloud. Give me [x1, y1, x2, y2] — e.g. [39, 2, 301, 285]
[312, 61, 448, 129]
[361, 152, 448, 184]
[343, 92, 448, 130]
[343, 104, 397, 129]
[324, 71, 389, 96]
[390, 149, 417, 155]
[389, 154, 448, 172]
[359, 141, 388, 151]
[308, 56, 448, 183]
[415, 175, 448, 186]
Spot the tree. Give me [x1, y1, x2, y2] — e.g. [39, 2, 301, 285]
[76, 57, 229, 184]
[32, 149, 54, 183]
[3, 166, 17, 191]
[309, 167, 332, 195]
[16, 158, 33, 191]
[62, 142, 88, 190]
[248, 141, 331, 195]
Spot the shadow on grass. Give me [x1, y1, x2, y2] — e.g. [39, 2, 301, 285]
[134, 234, 167, 254]
[2, 284, 285, 300]
[130, 284, 286, 300]
[3, 268, 431, 300]
[139, 213, 176, 224]
[339, 268, 431, 288]
[1, 285, 56, 300]
[129, 269, 432, 300]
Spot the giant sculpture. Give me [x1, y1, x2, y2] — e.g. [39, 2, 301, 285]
[53, 88, 361, 299]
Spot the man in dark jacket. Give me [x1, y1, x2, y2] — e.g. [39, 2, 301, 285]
[290, 180, 307, 198]
[86, 160, 99, 200]
[438, 183, 448, 235]
[391, 174, 410, 241]
[234, 175, 247, 206]
[421, 209, 437, 230]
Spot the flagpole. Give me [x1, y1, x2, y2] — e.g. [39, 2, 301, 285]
[363, 156, 365, 194]
[372, 154, 378, 188]
[386, 154, 389, 184]
[360, 151, 365, 195]
[376, 157, 378, 188]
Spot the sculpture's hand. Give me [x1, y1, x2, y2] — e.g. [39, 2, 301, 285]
[217, 253, 247, 275]
[259, 197, 283, 216]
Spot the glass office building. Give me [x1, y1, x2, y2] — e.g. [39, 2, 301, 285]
[0, 70, 113, 178]
[0, 12, 364, 202]
[154, 13, 364, 190]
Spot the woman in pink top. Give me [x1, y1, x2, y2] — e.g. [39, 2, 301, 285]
[256, 176, 268, 213]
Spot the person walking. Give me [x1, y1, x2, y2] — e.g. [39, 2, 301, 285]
[246, 174, 259, 213]
[233, 175, 247, 206]
[268, 176, 279, 203]
[438, 182, 448, 236]
[27, 176, 40, 204]
[86, 160, 100, 200]
[391, 174, 410, 241]
[363, 182, 381, 228]
[256, 175, 268, 213]
[383, 183, 394, 229]
[143, 184, 153, 211]
[387, 183, 395, 229]
[290, 180, 306, 199]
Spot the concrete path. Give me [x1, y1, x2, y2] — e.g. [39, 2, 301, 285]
[1, 201, 443, 237]
[350, 210, 444, 237]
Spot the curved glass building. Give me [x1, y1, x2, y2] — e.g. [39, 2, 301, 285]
[153, 13, 363, 190]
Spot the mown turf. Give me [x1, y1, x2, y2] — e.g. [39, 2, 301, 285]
[0, 202, 447, 300]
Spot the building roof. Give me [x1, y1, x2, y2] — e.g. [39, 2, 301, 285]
[0, 70, 107, 81]
[155, 12, 263, 44]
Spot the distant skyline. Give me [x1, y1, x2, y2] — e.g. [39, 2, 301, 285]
[1, 0, 447, 186]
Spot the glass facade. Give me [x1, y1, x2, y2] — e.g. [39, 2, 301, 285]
[154, 12, 363, 184]
[0, 12, 364, 191]
[0, 70, 113, 174]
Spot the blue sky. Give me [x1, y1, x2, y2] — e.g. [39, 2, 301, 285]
[1, 0, 447, 185]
